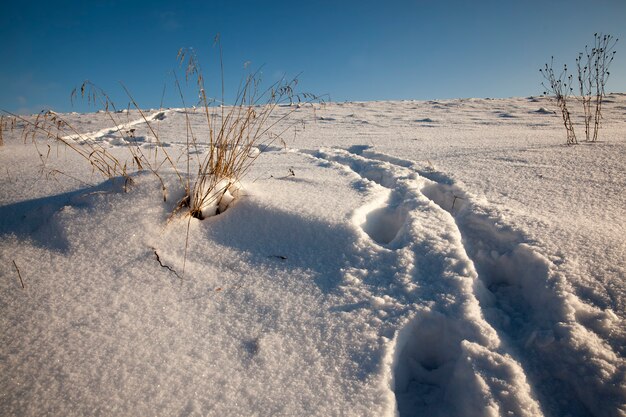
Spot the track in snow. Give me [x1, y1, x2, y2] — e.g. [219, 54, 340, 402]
[309, 147, 541, 417]
[309, 146, 626, 417]
[420, 176, 626, 417]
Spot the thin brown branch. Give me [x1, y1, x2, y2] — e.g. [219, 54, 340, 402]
[152, 248, 181, 279]
[12, 260, 25, 289]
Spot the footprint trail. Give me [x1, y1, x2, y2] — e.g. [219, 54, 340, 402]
[335, 146, 626, 417]
[308, 147, 543, 417]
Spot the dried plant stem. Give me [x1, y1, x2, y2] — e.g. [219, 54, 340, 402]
[152, 248, 181, 279]
[12, 260, 25, 289]
[547, 33, 618, 145]
[540, 58, 577, 145]
[590, 33, 618, 142]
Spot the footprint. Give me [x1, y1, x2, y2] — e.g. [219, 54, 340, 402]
[313, 148, 411, 248]
[392, 310, 461, 416]
[361, 200, 408, 245]
[391, 309, 540, 417]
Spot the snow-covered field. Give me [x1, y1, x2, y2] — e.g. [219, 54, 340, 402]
[1, 95, 625, 417]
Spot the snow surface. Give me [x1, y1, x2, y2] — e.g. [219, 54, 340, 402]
[1, 95, 625, 416]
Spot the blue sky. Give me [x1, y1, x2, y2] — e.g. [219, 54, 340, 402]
[1, 0, 624, 114]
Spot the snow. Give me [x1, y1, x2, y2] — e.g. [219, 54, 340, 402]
[1, 94, 625, 417]
[194, 178, 241, 218]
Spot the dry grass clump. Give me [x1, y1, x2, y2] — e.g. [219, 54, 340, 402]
[2, 42, 317, 219]
[174, 47, 316, 219]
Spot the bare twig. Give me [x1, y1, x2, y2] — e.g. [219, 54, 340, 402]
[270, 168, 296, 180]
[12, 260, 25, 289]
[152, 248, 181, 279]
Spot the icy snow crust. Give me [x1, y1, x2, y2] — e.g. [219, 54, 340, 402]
[1, 95, 626, 416]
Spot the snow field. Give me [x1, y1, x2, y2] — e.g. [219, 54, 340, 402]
[1, 95, 625, 416]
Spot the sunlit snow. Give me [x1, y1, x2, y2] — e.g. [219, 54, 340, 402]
[1, 95, 625, 417]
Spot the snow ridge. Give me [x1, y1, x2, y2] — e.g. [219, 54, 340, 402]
[61, 110, 169, 144]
